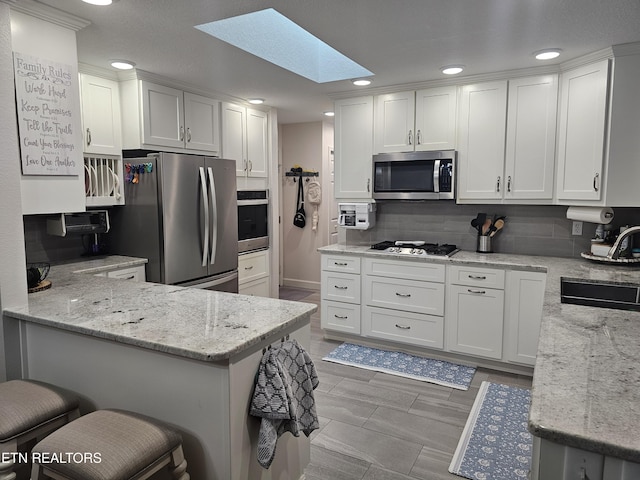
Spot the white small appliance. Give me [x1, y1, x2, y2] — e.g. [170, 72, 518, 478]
[338, 202, 376, 230]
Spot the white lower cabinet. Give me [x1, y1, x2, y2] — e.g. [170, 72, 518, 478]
[95, 265, 146, 282]
[446, 265, 506, 360]
[238, 250, 270, 297]
[321, 255, 361, 334]
[362, 306, 444, 349]
[322, 301, 361, 335]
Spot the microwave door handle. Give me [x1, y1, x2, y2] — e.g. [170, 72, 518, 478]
[199, 167, 209, 267]
[433, 159, 441, 193]
[207, 166, 218, 264]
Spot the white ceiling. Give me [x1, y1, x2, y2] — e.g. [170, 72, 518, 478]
[35, 0, 640, 124]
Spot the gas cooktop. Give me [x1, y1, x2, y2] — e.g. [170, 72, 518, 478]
[371, 241, 459, 257]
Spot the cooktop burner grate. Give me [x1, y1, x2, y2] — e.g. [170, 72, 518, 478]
[370, 241, 459, 256]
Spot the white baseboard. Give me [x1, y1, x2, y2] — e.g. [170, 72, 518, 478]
[282, 278, 320, 291]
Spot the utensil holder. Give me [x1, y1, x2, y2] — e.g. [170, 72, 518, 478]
[477, 235, 492, 253]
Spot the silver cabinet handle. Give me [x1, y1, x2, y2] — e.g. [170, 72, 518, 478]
[593, 173, 599, 191]
[86, 128, 92, 146]
[180, 126, 185, 141]
[124, 275, 135, 280]
[395, 324, 411, 330]
[334, 285, 348, 290]
[469, 275, 486, 280]
[244, 265, 254, 270]
[496, 176, 501, 192]
[244, 159, 248, 172]
[367, 178, 370, 193]
[187, 127, 192, 143]
[468, 289, 486, 294]
[395, 292, 411, 298]
[416, 129, 422, 145]
[334, 314, 348, 319]
[248, 160, 253, 172]
[334, 262, 348, 266]
[408, 129, 413, 145]
[507, 175, 512, 192]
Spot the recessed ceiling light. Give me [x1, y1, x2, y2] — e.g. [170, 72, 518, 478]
[534, 49, 562, 60]
[324, 111, 335, 117]
[248, 98, 264, 105]
[441, 65, 464, 75]
[110, 60, 135, 70]
[82, 0, 114, 5]
[352, 79, 372, 86]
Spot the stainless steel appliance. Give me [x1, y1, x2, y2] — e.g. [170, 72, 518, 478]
[338, 202, 376, 230]
[372, 150, 456, 200]
[237, 190, 269, 254]
[110, 153, 238, 293]
[371, 240, 459, 257]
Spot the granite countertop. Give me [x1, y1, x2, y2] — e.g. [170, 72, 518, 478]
[4, 256, 317, 362]
[319, 244, 640, 463]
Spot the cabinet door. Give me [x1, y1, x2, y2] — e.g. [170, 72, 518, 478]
[184, 92, 220, 154]
[239, 277, 270, 297]
[556, 59, 610, 201]
[503, 270, 546, 366]
[140, 81, 185, 149]
[80, 74, 122, 156]
[457, 81, 508, 200]
[415, 86, 457, 151]
[374, 91, 415, 153]
[446, 284, 504, 359]
[334, 96, 373, 199]
[505, 75, 558, 201]
[246, 108, 268, 177]
[222, 102, 247, 176]
[322, 300, 361, 334]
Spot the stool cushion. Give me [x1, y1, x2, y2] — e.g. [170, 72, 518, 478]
[0, 380, 79, 442]
[32, 409, 183, 480]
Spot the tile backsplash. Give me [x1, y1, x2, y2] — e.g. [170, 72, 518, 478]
[344, 202, 640, 258]
[24, 215, 91, 263]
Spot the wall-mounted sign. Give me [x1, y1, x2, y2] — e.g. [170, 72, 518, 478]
[13, 52, 81, 176]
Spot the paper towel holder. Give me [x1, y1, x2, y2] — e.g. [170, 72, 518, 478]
[566, 206, 614, 224]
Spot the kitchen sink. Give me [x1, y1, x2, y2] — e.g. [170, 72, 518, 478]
[561, 277, 640, 311]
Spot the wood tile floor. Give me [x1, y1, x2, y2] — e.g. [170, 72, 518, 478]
[279, 286, 533, 480]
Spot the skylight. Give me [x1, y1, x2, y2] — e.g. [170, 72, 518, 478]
[195, 8, 373, 84]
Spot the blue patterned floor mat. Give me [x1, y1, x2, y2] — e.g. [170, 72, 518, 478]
[449, 381, 532, 480]
[322, 343, 476, 390]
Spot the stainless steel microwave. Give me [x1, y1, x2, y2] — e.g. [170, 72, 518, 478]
[372, 150, 456, 200]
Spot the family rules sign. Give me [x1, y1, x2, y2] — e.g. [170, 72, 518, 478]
[13, 52, 82, 176]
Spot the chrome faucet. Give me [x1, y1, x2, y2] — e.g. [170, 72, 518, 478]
[607, 225, 640, 260]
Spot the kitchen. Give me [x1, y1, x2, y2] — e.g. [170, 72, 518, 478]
[2, 1, 640, 480]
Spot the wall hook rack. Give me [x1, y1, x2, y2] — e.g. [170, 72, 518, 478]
[285, 171, 319, 182]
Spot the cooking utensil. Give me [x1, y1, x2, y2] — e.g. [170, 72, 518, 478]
[490, 218, 505, 237]
[481, 218, 492, 235]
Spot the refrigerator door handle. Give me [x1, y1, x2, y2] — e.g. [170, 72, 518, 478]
[207, 166, 218, 265]
[199, 167, 209, 267]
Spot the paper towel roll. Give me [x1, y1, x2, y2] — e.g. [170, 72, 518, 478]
[566, 206, 614, 224]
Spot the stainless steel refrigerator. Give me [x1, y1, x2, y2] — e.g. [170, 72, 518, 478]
[110, 152, 238, 293]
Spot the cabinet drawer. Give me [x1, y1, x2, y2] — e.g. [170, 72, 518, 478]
[106, 265, 145, 282]
[322, 255, 361, 274]
[364, 276, 444, 316]
[239, 250, 268, 283]
[322, 271, 361, 304]
[364, 257, 445, 282]
[321, 300, 361, 334]
[362, 306, 443, 349]
[239, 276, 270, 298]
[448, 265, 505, 289]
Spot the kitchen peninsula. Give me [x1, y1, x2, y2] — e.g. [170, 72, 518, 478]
[319, 244, 640, 479]
[2, 256, 317, 480]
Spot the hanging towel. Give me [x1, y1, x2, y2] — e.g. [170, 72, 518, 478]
[249, 339, 319, 468]
[307, 180, 322, 232]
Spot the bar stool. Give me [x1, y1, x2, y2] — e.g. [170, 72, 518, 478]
[31, 409, 190, 480]
[0, 379, 80, 480]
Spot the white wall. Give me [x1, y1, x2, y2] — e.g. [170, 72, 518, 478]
[0, 2, 28, 381]
[281, 122, 333, 290]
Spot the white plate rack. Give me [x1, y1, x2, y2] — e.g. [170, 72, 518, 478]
[84, 155, 125, 206]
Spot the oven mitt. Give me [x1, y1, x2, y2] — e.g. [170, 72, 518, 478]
[293, 177, 306, 228]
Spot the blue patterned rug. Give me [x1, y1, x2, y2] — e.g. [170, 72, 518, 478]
[449, 381, 532, 480]
[322, 343, 476, 390]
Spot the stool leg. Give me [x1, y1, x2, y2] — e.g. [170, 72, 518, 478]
[168, 446, 189, 480]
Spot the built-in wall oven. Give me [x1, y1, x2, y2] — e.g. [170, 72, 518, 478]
[237, 190, 269, 254]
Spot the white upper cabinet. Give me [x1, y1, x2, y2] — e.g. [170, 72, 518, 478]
[222, 102, 267, 178]
[504, 75, 558, 201]
[334, 96, 374, 199]
[457, 81, 508, 201]
[555, 59, 609, 202]
[80, 74, 122, 156]
[374, 87, 457, 153]
[121, 79, 220, 155]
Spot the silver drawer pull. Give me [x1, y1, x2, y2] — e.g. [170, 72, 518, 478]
[334, 262, 348, 266]
[395, 324, 411, 330]
[334, 285, 348, 290]
[244, 266, 254, 270]
[334, 314, 348, 319]
[468, 289, 486, 294]
[124, 275, 135, 280]
[395, 292, 411, 298]
[468, 275, 486, 280]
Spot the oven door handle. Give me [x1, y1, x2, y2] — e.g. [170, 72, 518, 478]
[208, 166, 218, 265]
[199, 167, 209, 267]
[237, 199, 269, 206]
[433, 159, 441, 193]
